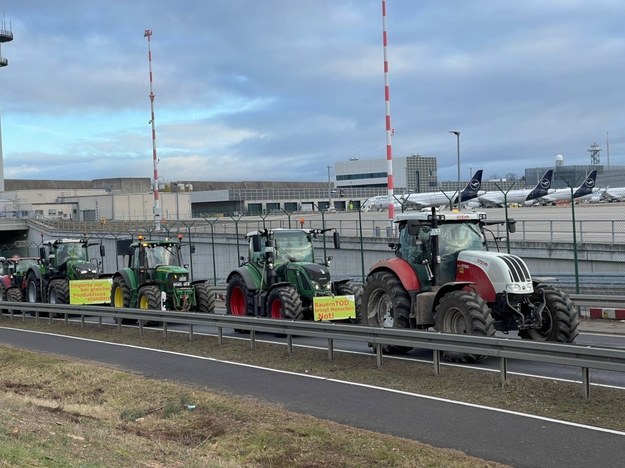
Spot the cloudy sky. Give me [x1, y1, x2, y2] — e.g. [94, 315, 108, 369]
[0, 1, 624, 184]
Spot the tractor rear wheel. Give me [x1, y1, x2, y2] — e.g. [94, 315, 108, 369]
[519, 286, 579, 343]
[266, 286, 303, 320]
[137, 285, 162, 327]
[26, 271, 41, 304]
[193, 281, 215, 314]
[434, 290, 495, 363]
[361, 271, 412, 354]
[226, 274, 255, 317]
[6, 288, 22, 314]
[110, 276, 136, 325]
[48, 279, 69, 305]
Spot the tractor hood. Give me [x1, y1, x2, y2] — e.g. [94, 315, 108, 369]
[66, 260, 99, 280]
[300, 263, 331, 288]
[154, 265, 191, 287]
[456, 250, 534, 295]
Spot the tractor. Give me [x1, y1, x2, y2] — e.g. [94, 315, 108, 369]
[226, 228, 359, 321]
[361, 208, 579, 361]
[110, 235, 215, 321]
[0, 255, 42, 304]
[24, 238, 107, 305]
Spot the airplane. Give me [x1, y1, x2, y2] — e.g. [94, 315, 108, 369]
[598, 186, 625, 203]
[361, 195, 403, 212]
[477, 169, 554, 208]
[400, 170, 484, 210]
[533, 170, 598, 205]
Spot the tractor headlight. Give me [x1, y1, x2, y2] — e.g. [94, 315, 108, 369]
[505, 284, 522, 293]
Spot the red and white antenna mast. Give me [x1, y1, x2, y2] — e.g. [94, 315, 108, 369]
[144, 29, 161, 231]
[381, 0, 394, 224]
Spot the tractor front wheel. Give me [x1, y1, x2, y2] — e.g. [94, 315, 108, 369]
[434, 289, 495, 363]
[138, 285, 162, 327]
[26, 271, 41, 304]
[193, 281, 215, 314]
[266, 286, 303, 320]
[334, 281, 362, 324]
[110, 276, 136, 325]
[48, 279, 69, 305]
[226, 274, 255, 317]
[361, 271, 412, 354]
[519, 286, 579, 343]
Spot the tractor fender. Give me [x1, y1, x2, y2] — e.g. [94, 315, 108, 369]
[227, 267, 259, 292]
[432, 281, 475, 312]
[113, 269, 140, 292]
[27, 266, 43, 282]
[367, 257, 422, 292]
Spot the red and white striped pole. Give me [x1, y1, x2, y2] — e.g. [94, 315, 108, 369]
[144, 29, 161, 231]
[381, 0, 394, 224]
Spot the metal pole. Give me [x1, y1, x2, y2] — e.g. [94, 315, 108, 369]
[327, 165, 332, 210]
[144, 29, 161, 231]
[381, 0, 395, 226]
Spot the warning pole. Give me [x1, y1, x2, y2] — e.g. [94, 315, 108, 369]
[144, 29, 161, 231]
[381, 0, 394, 225]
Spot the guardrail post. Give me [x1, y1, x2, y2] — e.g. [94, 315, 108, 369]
[49, 312, 53, 324]
[80, 315, 85, 329]
[433, 350, 441, 376]
[581, 367, 590, 399]
[163, 321, 168, 339]
[328, 338, 334, 361]
[287, 334, 293, 356]
[117, 318, 122, 332]
[500, 357, 508, 386]
[139, 321, 144, 337]
[217, 326, 223, 345]
[376, 344, 383, 368]
[250, 330, 256, 350]
[98, 316, 102, 328]
[64, 314, 68, 326]
[188, 324, 194, 341]
[35, 310, 39, 322]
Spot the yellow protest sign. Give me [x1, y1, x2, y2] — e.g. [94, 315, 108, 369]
[313, 295, 356, 321]
[69, 278, 112, 305]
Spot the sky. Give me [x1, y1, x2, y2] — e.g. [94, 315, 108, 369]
[0, 1, 624, 184]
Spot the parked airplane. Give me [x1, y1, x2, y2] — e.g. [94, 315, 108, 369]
[361, 195, 403, 212]
[598, 186, 625, 203]
[534, 170, 598, 205]
[477, 169, 554, 207]
[400, 170, 484, 209]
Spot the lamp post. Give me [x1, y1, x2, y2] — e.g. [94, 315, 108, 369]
[449, 131, 461, 210]
[327, 165, 332, 210]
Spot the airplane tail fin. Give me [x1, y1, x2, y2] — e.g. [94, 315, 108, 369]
[454, 169, 483, 203]
[573, 170, 597, 198]
[527, 169, 553, 200]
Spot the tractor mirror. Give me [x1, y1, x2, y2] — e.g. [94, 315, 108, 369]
[100, 245, 106, 257]
[333, 231, 341, 249]
[507, 219, 517, 233]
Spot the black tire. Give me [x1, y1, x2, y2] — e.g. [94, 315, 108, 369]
[361, 271, 412, 354]
[266, 286, 303, 320]
[334, 281, 362, 324]
[137, 285, 162, 327]
[519, 286, 579, 343]
[193, 281, 215, 314]
[226, 274, 255, 317]
[6, 288, 22, 314]
[110, 276, 136, 325]
[48, 279, 69, 305]
[26, 271, 41, 303]
[434, 290, 495, 363]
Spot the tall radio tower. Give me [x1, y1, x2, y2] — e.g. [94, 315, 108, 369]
[144, 29, 161, 231]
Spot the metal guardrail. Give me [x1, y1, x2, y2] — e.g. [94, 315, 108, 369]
[570, 294, 625, 309]
[2, 301, 625, 399]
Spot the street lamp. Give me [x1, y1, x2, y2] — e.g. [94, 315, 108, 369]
[449, 130, 461, 210]
[327, 165, 332, 210]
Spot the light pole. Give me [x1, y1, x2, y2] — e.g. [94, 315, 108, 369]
[327, 165, 332, 210]
[449, 130, 461, 210]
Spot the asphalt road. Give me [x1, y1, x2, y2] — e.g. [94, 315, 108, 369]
[1, 326, 624, 467]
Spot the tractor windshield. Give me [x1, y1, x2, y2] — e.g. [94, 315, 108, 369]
[146, 245, 180, 268]
[438, 222, 485, 257]
[56, 243, 88, 264]
[274, 231, 314, 263]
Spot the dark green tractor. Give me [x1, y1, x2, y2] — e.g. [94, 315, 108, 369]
[25, 238, 106, 305]
[111, 235, 215, 322]
[226, 228, 360, 321]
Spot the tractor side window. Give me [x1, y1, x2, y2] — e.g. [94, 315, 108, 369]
[249, 235, 265, 263]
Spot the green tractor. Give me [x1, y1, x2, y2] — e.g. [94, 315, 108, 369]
[110, 235, 215, 321]
[24, 238, 108, 305]
[0, 255, 42, 304]
[226, 228, 360, 321]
